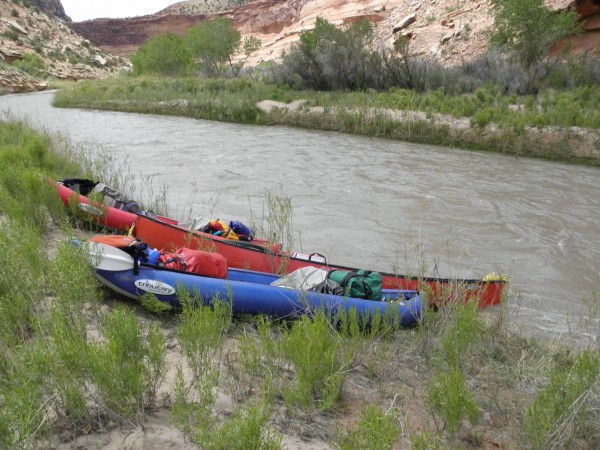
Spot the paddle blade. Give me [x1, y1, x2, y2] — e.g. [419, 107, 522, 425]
[85, 241, 134, 271]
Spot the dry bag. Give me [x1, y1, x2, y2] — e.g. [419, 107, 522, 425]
[327, 269, 382, 301]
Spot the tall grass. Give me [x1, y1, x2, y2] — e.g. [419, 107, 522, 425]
[422, 301, 483, 434]
[89, 304, 167, 421]
[248, 185, 295, 272]
[170, 295, 282, 449]
[0, 119, 168, 444]
[0, 120, 86, 445]
[0, 221, 45, 345]
[524, 348, 600, 449]
[52, 65, 600, 165]
[334, 404, 399, 450]
[280, 311, 350, 412]
[2, 118, 600, 448]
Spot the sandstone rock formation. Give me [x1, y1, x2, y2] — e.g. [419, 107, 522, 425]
[0, 1, 128, 94]
[66, 0, 245, 56]
[29, 0, 71, 22]
[558, 0, 600, 55]
[68, 14, 212, 56]
[0, 63, 48, 94]
[4, 0, 599, 95]
[162, 0, 250, 15]
[65, 0, 600, 67]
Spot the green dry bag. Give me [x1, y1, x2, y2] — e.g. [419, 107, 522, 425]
[327, 269, 382, 301]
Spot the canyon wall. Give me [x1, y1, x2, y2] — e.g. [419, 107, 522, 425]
[68, 14, 211, 56]
[564, 0, 600, 55]
[66, 0, 600, 65]
[29, 0, 70, 21]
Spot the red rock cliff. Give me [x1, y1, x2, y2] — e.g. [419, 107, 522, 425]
[66, 0, 600, 63]
[68, 14, 210, 56]
[552, 0, 600, 55]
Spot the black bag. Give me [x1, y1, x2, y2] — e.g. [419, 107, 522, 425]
[60, 178, 98, 196]
[91, 183, 140, 213]
[311, 278, 344, 296]
[61, 178, 140, 214]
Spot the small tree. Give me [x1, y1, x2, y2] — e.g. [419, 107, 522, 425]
[131, 33, 192, 76]
[489, 0, 582, 92]
[323, 19, 383, 90]
[382, 35, 432, 91]
[235, 35, 262, 75]
[281, 17, 383, 90]
[280, 17, 338, 90]
[186, 17, 260, 77]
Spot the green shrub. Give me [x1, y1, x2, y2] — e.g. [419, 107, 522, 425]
[410, 432, 443, 450]
[280, 17, 385, 91]
[89, 305, 167, 420]
[12, 52, 45, 77]
[281, 310, 350, 411]
[234, 320, 279, 399]
[172, 365, 220, 437]
[524, 349, 600, 449]
[41, 307, 91, 420]
[439, 301, 484, 368]
[0, 222, 44, 345]
[334, 404, 399, 450]
[40, 240, 103, 421]
[177, 293, 232, 380]
[422, 301, 483, 434]
[203, 403, 281, 450]
[471, 107, 494, 128]
[131, 33, 192, 77]
[0, 349, 46, 449]
[1, 29, 19, 40]
[427, 366, 479, 434]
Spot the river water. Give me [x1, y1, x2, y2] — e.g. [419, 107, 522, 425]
[2, 90, 599, 338]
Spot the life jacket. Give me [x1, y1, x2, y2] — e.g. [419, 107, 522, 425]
[208, 220, 239, 240]
[90, 234, 137, 248]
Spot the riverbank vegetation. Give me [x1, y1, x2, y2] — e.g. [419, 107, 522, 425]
[53, 1, 600, 165]
[1, 119, 600, 448]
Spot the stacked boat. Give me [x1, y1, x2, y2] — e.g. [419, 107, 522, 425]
[56, 177, 508, 322]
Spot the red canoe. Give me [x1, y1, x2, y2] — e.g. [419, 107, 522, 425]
[55, 181, 139, 231]
[133, 214, 507, 308]
[54, 180, 280, 251]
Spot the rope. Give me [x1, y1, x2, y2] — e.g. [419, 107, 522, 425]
[482, 272, 509, 282]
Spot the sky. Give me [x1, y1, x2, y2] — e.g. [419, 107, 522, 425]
[61, 1, 179, 22]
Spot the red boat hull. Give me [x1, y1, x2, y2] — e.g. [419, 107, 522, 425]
[55, 181, 281, 251]
[133, 214, 506, 308]
[56, 181, 138, 231]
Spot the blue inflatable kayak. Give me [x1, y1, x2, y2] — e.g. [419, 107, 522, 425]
[88, 242, 423, 327]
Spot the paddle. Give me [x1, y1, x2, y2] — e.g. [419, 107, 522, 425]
[85, 241, 135, 271]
